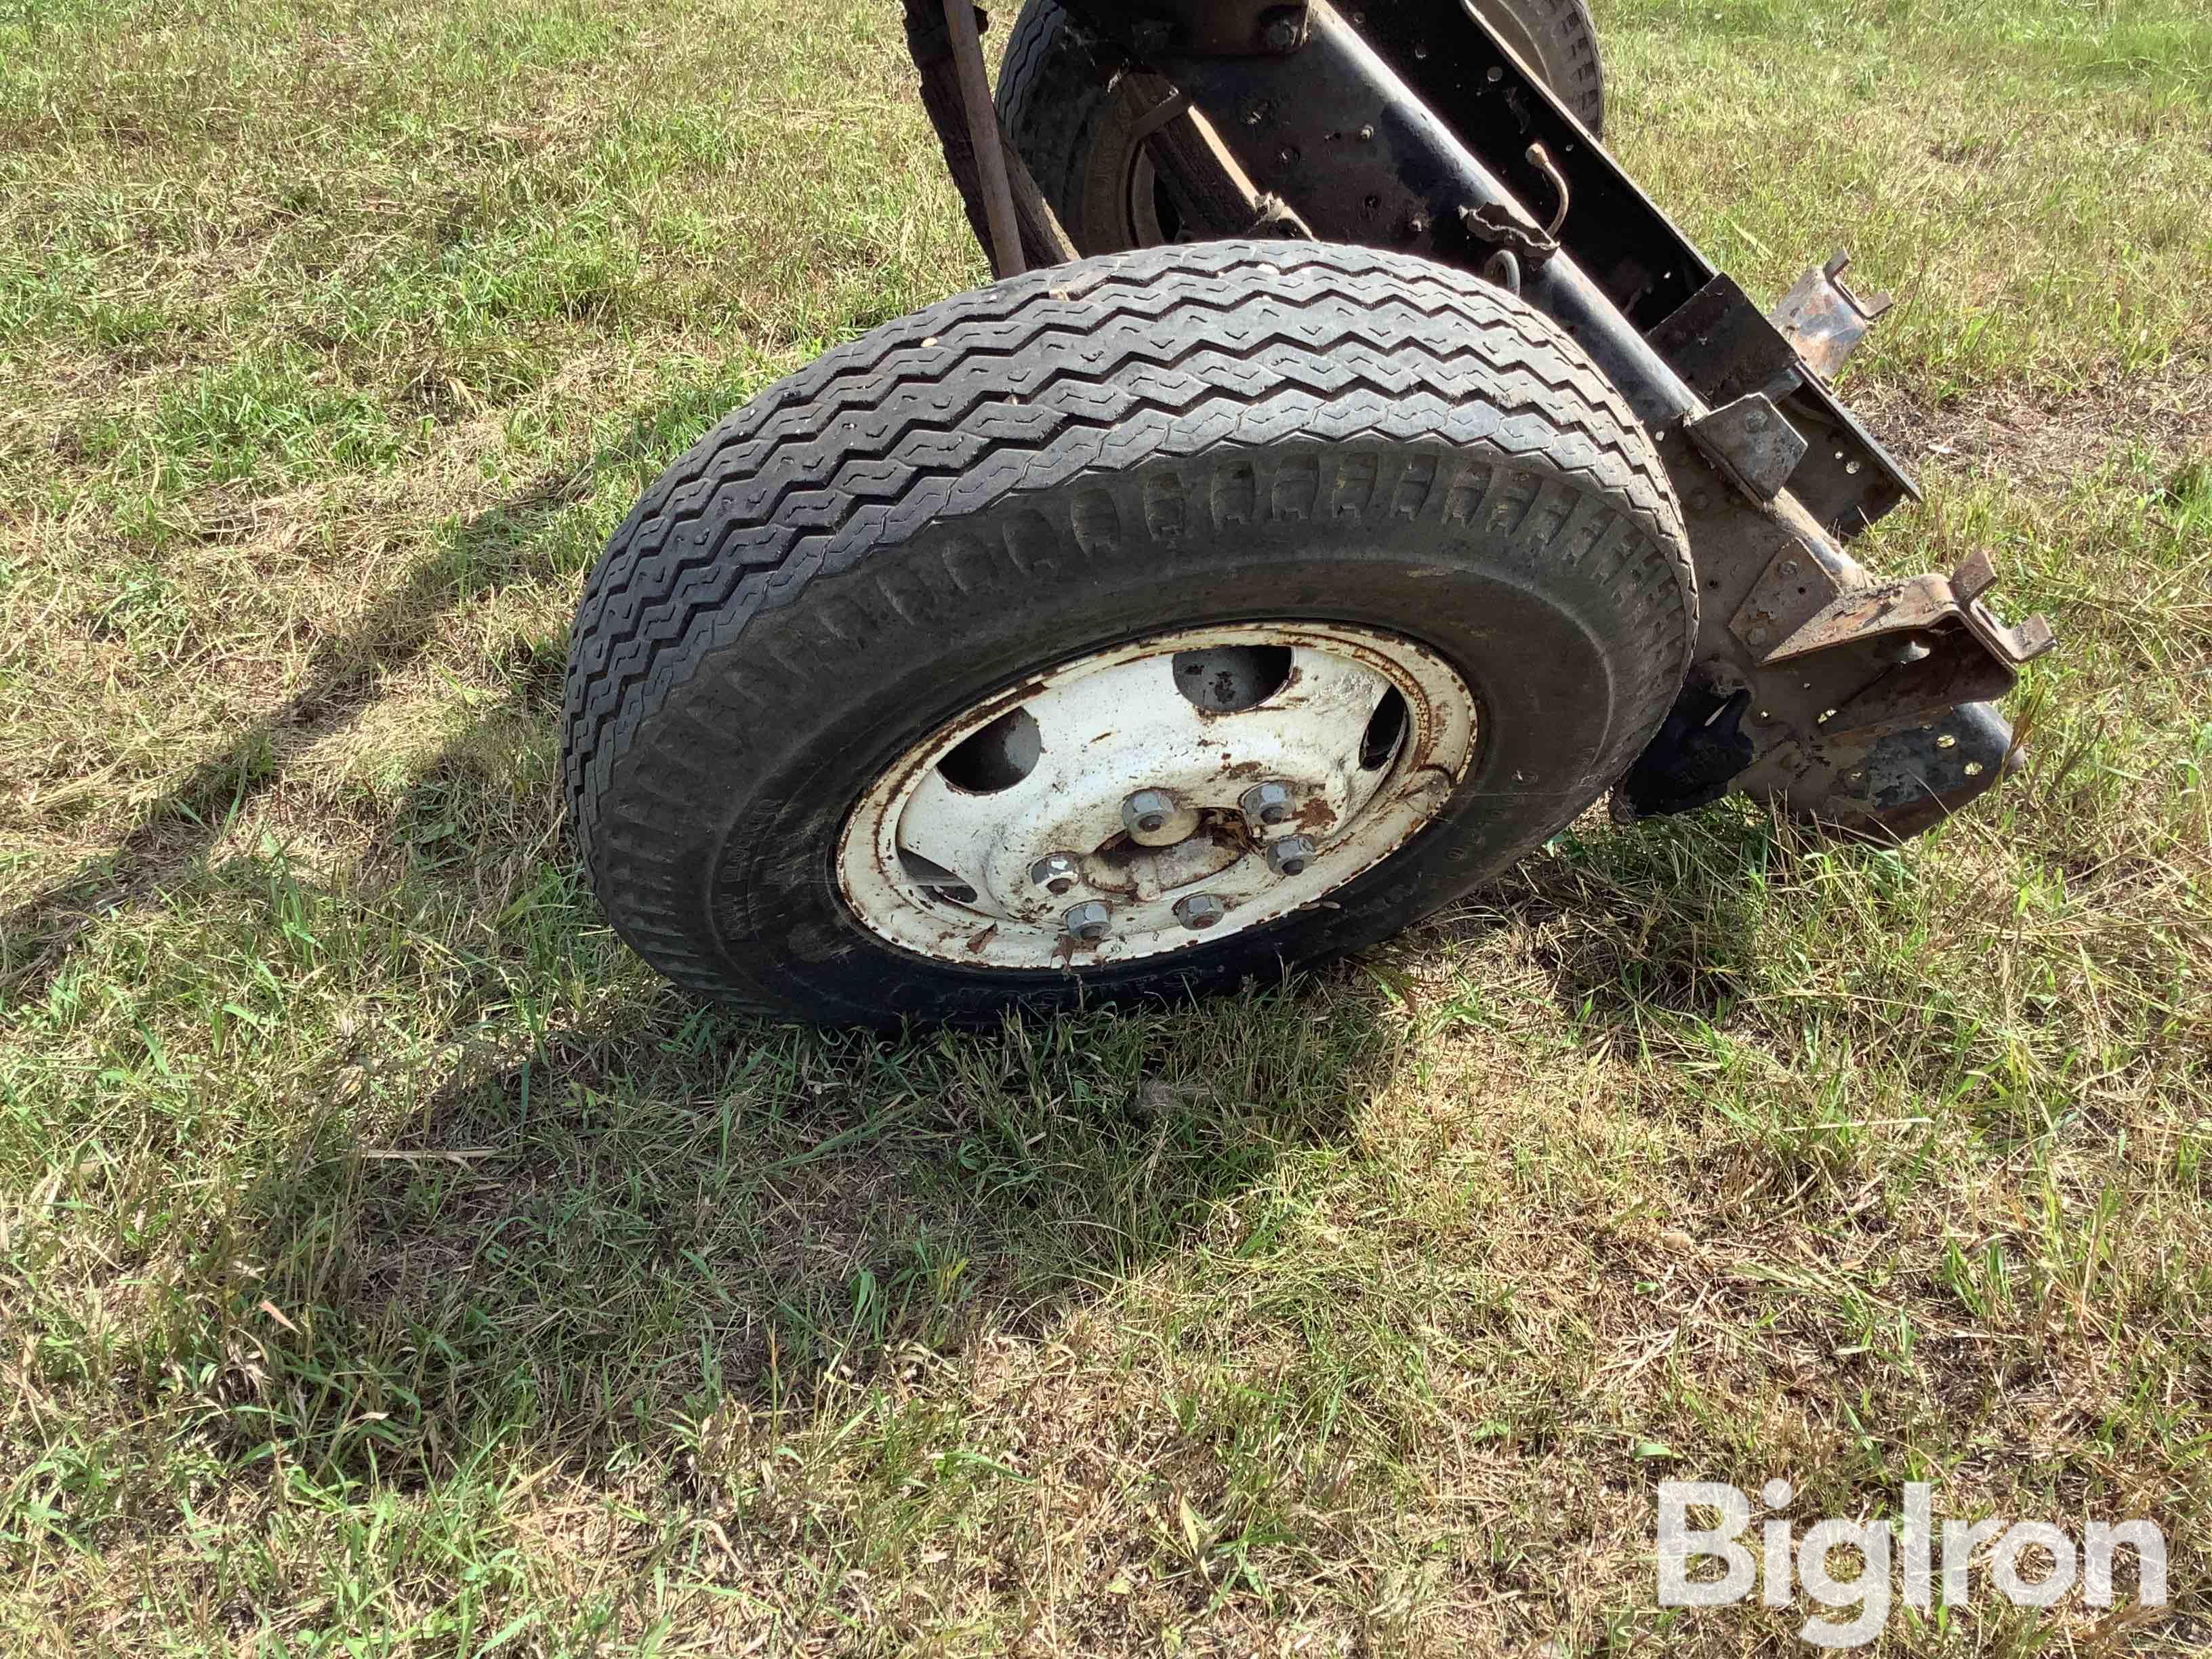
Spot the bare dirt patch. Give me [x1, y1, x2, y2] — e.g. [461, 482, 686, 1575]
[1856, 350, 2211, 491]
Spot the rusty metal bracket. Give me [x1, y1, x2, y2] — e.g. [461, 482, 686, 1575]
[1125, 71, 1314, 241]
[1126, 84, 1197, 144]
[1751, 549, 2056, 739]
[1686, 392, 1809, 504]
[1767, 550, 2056, 671]
[1647, 270, 1915, 539]
[1648, 273, 1802, 403]
[1771, 251, 1893, 383]
[1244, 190, 1309, 237]
[1728, 543, 1841, 655]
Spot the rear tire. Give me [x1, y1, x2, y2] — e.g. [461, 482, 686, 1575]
[996, 0, 1607, 253]
[562, 243, 1693, 1027]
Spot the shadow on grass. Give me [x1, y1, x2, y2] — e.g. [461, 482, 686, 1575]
[152, 788, 1785, 1506]
[198, 971, 1397, 1494]
[24, 653, 1404, 1499]
[1437, 807, 1783, 1055]
[33, 661, 1785, 1510]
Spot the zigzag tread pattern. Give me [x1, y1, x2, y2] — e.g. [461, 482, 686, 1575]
[562, 242, 1692, 880]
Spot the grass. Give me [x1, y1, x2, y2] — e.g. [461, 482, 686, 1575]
[0, 0, 2207, 1651]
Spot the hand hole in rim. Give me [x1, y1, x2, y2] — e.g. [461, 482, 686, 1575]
[936, 705, 1041, 794]
[899, 849, 980, 908]
[1172, 643, 1292, 713]
[1360, 688, 1409, 771]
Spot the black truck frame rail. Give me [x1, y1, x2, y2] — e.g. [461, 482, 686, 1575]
[905, 0, 2055, 838]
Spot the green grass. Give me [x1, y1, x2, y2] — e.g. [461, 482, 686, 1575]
[1, 0, 2208, 1652]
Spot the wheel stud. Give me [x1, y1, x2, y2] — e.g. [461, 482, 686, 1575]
[1240, 780, 1296, 827]
[1122, 788, 1179, 838]
[1174, 893, 1229, 931]
[1063, 901, 1111, 943]
[1030, 853, 1081, 896]
[1265, 835, 1317, 877]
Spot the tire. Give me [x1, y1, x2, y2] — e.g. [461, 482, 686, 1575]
[562, 242, 1693, 1028]
[996, 0, 1607, 253]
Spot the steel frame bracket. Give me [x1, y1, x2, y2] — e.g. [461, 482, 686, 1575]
[1122, 72, 1316, 241]
[1768, 550, 2055, 670]
[1646, 270, 1916, 539]
[1749, 548, 2056, 740]
[1686, 392, 1809, 504]
[1805, 701, 2023, 842]
[910, 0, 2056, 842]
[1770, 251, 1893, 383]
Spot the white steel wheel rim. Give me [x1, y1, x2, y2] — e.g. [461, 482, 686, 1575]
[834, 623, 1478, 972]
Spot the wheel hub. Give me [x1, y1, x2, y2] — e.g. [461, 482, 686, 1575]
[835, 622, 1478, 970]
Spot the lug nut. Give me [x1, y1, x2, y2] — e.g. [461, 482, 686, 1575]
[1063, 901, 1111, 943]
[1265, 835, 1318, 877]
[1122, 788, 1178, 837]
[1174, 893, 1229, 931]
[1030, 853, 1081, 896]
[1240, 780, 1296, 826]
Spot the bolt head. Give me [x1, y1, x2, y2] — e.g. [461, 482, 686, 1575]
[1063, 901, 1111, 943]
[1265, 835, 1318, 878]
[1745, 625, 1771, 647]
[1240, 780, 1296, 827]
[1778, 558, 1801, 579]
[1260, 9, 1304, 50]
[1030, 853, 1080, 897]
[1174, 893, 1229, 931]
[1122, 788, 1177, 837]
